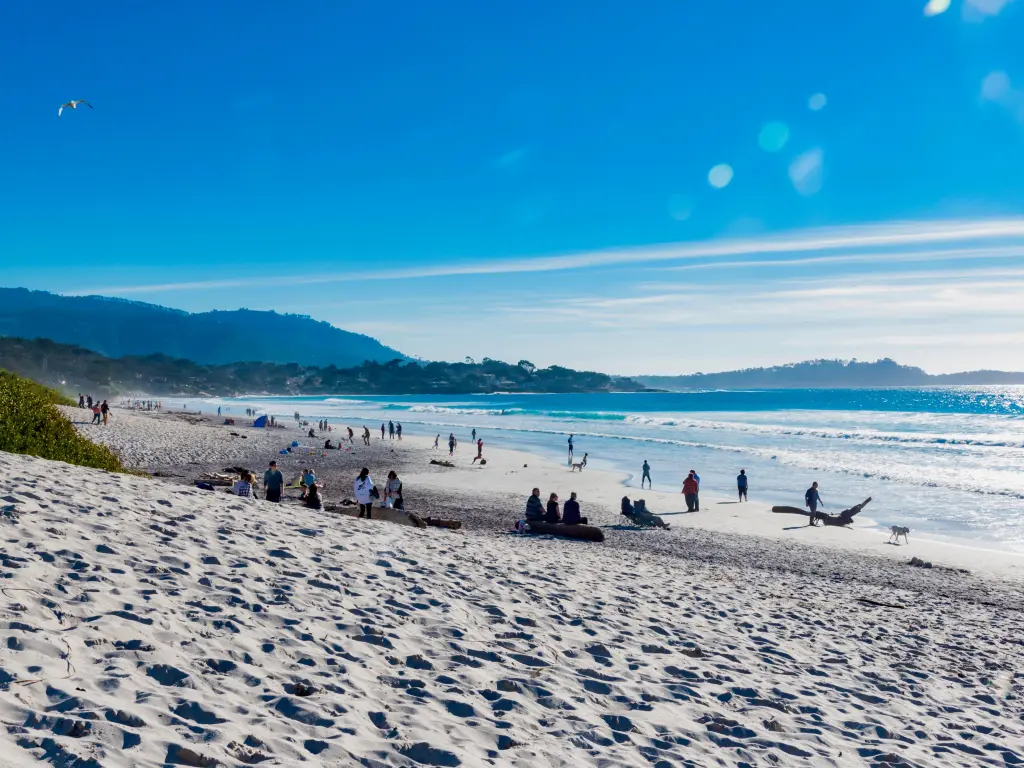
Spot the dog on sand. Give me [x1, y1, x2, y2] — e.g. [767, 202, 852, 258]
[888, 525, 910, 545]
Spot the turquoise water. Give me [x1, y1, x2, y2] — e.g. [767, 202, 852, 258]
[191, 387, 1024, 551]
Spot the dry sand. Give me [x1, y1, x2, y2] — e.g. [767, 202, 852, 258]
[1, 407, 1021, 766]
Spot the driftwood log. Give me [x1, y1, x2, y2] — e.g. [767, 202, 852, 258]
[526, 521, 605, 542]
[771, 497, 872, 527]
[423, 517, 463, 530]
[430, 460, 455, 468]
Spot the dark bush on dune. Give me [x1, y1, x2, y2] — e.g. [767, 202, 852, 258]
[0, 369, 125, 472]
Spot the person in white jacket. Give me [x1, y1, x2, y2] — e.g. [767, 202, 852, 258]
[354, 468, 374, 519]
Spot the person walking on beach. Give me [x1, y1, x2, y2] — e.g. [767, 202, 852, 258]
[388, 421, 395, 440]
[737, 469, 748, 502]
[78, 394, 85, 408]
[472, 438, 483, 464]
[90, 402, 102, 425]
[682, 471, 699, 512]
[472, 428, 477, 442]
[396, 423, 402, 440]
[381, 423, 386, 440]
[448, 433, 457, 456]
[363, 426, 371, 446]
[805, 482, 823, 526]
[87, 395, 93, 409]
[263, 461, 284, 503]
[641, 460, 652, 489]
[100, 400, 110, 425]
[347, 426, 354, 444]
[354, 468, 374, 519]
[433, 434, 440, 449]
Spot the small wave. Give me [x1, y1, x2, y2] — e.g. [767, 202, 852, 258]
[408, 405, 524, 416]
[323, 398, 370, 405]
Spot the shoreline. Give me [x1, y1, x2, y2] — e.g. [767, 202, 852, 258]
[70, 405, 1024, 581]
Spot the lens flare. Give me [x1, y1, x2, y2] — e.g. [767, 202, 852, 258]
[808, 93, 828, 111]
[708, 164, 734, 189]
[758, 122, 790, 153]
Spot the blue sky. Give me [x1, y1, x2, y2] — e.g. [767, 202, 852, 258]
[2, 0, 1024, 373]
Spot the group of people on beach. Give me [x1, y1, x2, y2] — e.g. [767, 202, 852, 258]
[78, 394, 111, 425]
[121, 399, 160, 411]
[382, 421, 403, 440]
[525, 488, 588, 526]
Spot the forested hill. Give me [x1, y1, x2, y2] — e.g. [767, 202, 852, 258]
[0, 287, 402, 367]
[635, 358, 1024, 390]
[0, 337, 646, 397]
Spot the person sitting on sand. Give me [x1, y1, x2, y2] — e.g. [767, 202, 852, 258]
[303, 469, 318, 499]
[545, 493, 561, 523]
[304, 483, 323, 510]
[354, 468, 374, 519]
[308, 427, 316, 439]
[621, 496, 635, 517]
[385, 470, 404, 510]
[525, 488, 545, 521]
[324, 439, 335, 450]
[231, 472, 255, 499]
[562, 492, 588, 525]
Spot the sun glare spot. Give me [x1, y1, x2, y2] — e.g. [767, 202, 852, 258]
[708, 164, 734, 189]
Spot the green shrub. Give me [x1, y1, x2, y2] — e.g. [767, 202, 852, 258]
[0, 369, 125, 472]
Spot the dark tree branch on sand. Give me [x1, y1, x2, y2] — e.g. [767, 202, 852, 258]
[771, 497, 872, 527]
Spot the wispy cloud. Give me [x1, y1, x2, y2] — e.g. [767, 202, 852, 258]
[75, 217, 1024, 297]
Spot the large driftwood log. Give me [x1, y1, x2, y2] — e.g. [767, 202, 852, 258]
[526, 521, 605, 542]
[771, 497, 871, 527]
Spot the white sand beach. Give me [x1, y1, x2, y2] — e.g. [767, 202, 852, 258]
[2, 408, 1023, 766]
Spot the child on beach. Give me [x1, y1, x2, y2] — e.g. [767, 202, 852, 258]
[347, 427, 354, 444]
[385, 471, 403, 509]
[472, 438, 483, 463]
[433, 434, 440, 449]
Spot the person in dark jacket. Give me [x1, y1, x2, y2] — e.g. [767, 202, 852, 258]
[525, 488, 545, 521]
[737, 469, 748, 502]
[544, 493, 561, 523]
[562, 492, 588, 525]
[805, 482, 823, 526]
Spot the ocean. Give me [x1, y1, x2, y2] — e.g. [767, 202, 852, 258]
[186, 387, 1024, 552]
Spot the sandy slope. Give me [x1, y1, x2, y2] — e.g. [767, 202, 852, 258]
[2, 445, 1024, 767]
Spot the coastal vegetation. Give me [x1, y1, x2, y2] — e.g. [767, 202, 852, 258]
[0, 369, 125, 472]
[0, 337, 645, 397]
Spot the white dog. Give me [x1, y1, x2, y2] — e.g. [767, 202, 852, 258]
[889, 525, 910, 545]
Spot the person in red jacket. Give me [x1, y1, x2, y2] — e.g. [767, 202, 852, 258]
[682, 471, 699, 512]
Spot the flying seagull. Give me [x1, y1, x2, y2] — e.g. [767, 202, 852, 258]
[58, 100, 92, 117]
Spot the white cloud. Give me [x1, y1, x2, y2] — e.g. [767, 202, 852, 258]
[76, 217, 1024, 296]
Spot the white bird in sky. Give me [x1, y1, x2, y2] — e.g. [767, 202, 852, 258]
[58, 100, 92, 117]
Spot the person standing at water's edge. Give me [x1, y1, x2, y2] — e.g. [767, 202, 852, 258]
[381, 423, 386, 440]
[689, 469, 701, 511]
[682, 471, 699, 512]
[737, 469, 748, 502]
[641, 460, 652, 489]
[567, 434, 574, 463]
[388, 420, 395, 440]
[805, 482, 823, 526]
[263, 461, 284, 503]
[448, 433, 457, 456]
